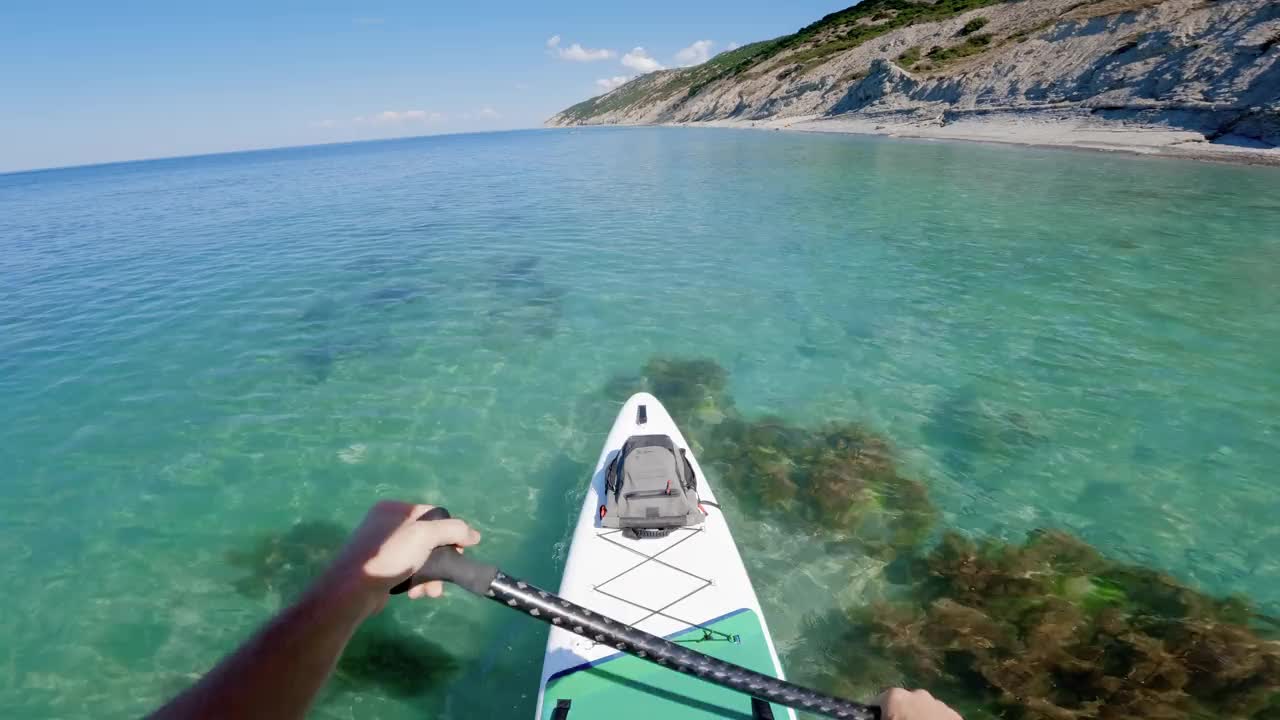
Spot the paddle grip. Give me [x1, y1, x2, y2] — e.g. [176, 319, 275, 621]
[388, 507, 498, 596]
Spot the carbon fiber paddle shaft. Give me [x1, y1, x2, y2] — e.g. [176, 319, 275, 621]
[487, 572, 879, 720]
[392, 506, 879, 720]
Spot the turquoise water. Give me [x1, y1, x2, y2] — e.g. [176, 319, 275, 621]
[2, 127, 1278, 718]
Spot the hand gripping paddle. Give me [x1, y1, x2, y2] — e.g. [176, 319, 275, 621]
[390, 507, 879, 720]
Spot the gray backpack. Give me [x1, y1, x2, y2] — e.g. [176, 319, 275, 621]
[601, 434, 704, 538]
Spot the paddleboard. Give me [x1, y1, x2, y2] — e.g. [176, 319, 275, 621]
[536, 392, 797, 719]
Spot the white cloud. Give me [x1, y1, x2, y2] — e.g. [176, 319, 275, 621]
[311, 119, 338, 129]
[478, 107, 501, 119]
[514, 81, 532, 91]
[557, 43, 615, 62]
[726, 41, 741, 51]
[547, 34, 615, 62]
[621, 47, 663, 73]
[674, 40, 714, 66]
[595, 75, 632, 91]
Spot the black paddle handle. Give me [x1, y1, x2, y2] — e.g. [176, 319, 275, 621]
[388, 507, 498, 595]
[392, 509, 878, 719]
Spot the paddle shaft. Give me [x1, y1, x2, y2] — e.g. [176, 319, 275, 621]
[390, 508, 879, 720]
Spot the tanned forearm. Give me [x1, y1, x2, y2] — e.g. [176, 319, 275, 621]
[149, 501, 480, 720]
[151, 573, 376, 720]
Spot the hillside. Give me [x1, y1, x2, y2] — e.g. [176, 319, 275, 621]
[547, 0, 1280, 149]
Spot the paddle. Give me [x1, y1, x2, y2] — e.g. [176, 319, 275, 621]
[390, 507, 880, 720]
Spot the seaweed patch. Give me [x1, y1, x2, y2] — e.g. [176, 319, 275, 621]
[602, 356, 735, 433]
[799, 530, 1280, 719]
[710, 416, 937, 552]
[604, 356, 936, 555]
[603, 356, 1280, 719]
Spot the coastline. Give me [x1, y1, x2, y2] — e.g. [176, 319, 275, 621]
[667, 111, 1280, 168]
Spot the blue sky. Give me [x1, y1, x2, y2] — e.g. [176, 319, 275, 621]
[0, 1, 849, 172]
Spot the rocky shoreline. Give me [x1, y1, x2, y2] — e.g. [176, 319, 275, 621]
[676, 108, 1280, 167]
[550, 0, 1280, 167]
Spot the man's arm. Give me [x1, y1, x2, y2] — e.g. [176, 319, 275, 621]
[151, 501, 480, 720]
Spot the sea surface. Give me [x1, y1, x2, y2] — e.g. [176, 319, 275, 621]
[2, 127, 1278, 718]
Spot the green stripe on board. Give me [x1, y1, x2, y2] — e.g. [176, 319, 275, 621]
[540, 609, 786, 719]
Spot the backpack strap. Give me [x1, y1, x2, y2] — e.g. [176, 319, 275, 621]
[679, 448, 697, 492]
[605, 452, 621, 496]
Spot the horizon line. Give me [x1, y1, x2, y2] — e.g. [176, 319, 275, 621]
[0, 125, 552, 178]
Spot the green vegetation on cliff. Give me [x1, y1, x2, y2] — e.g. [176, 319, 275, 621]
[555, 0, 1015, 123]
[763, 0, 1008, 71]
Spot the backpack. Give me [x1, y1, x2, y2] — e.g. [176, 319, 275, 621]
[601, 434, 704, 538]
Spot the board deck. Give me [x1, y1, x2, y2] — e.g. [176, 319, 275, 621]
[536, 393, 796, 719]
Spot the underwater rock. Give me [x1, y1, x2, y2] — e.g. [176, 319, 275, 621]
[921, 386, 985, 480]
[343, 252, 402, 276]
[922, 386, 1048, 483]
[796, 343, 820, 358]
[485, 296, 562, 340]
[293, 328, 392, 383]
[295, 345, 337, 383]
[484, 256, 565, 341]
[525, 282, 565, 309]
[843, 315, 877, 341]
[226, 520, 347, 600]
[298, 297, 339, 325]
[362, 284, 425, 309]
[1132, 443, 1158, 464]
[493, 256, 540, 286]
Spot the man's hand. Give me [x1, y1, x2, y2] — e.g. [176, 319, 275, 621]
[321, 500, 482, 615]
[875, 688, 963, 720]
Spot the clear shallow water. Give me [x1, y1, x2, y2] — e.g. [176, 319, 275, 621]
[2, 127, 1278, 718]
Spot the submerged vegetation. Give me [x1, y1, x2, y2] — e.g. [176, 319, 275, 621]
[604, 356, 937, 555]
[710, 417, 937, 552]
[606, 356, 1280, 718]
[227, 520, 346, 599]
[602, 356, 735, 432]
[806, 531, 1280, 719]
